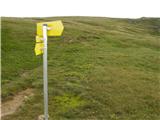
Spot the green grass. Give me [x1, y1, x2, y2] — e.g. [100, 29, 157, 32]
[1, 17, 160, 120]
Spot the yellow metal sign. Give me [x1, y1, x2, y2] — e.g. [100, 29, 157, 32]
[36, 35, 43, 42]
[34, 36, 44, 55]
[37, 20, 64, 36]
[35, 43, 44, 55]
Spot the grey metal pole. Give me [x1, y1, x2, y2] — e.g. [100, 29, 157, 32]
[43, 24, 48, 120]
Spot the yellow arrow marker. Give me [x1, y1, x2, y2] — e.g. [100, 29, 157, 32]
[34, 36, 44, 55]
[34, 43, 44, 55]
[36, 35, 43, 42]
[37, 20, 64, 36]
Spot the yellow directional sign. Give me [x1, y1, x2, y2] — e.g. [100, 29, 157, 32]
[36, 35, 43, 42]
[34, 36, 44, 55]
[35, 43, 44, 55]
[35, 20, 64, 56]
[37, 20, 64, 36]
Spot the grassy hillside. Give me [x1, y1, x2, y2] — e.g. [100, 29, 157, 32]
[1, 17, 160, 120]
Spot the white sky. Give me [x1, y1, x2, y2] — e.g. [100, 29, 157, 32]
[1, 0, 160, 18]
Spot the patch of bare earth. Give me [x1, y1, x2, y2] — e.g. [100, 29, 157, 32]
[1, 88, 34, 118]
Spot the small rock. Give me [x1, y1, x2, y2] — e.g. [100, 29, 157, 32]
[38, 114, 49, 120]
[38, 115, 44, 120]
[24, 96, 29, 101]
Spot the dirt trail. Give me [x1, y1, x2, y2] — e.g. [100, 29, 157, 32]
[1, 88, 34, 118]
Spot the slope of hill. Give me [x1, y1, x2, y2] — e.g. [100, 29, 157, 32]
[1, 17, 160, 120]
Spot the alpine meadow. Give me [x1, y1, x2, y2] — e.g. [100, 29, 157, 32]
[1, 17, 160, 120]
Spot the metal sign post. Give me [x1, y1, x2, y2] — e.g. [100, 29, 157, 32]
[43, 24, 48, 120]
[35, 20, 64, 120]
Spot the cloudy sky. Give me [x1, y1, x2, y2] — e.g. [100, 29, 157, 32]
[1, 0, 160, 18]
